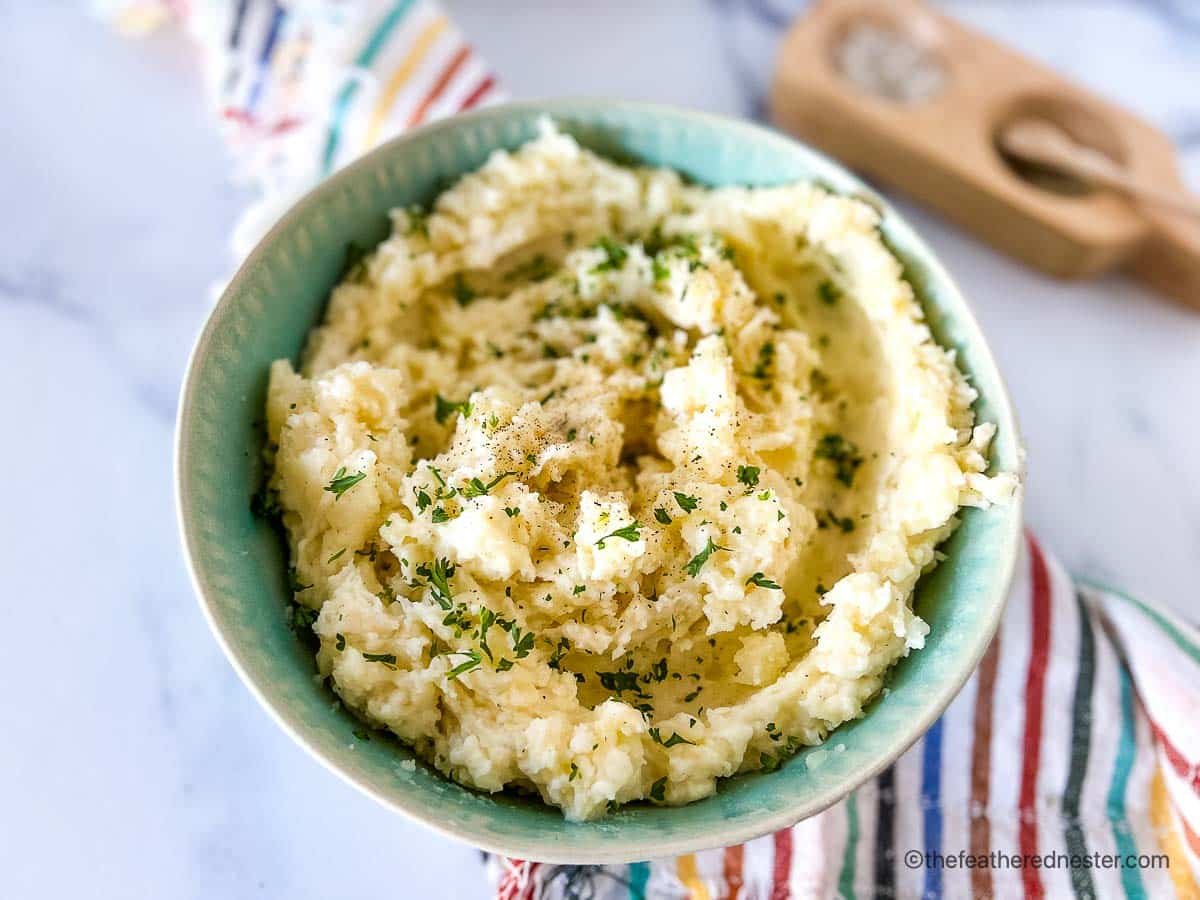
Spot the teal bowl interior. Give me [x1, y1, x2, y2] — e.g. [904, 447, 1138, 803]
[176, 100, 1023, 864]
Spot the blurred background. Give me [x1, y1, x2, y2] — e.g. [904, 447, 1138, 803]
[2, 2, 1198, 897]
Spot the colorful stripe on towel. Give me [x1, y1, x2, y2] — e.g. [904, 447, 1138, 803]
[99, 0, 501, 255]
[489, 535, 1200, 898]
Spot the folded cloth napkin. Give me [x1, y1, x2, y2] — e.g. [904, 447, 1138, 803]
[102, 3, 1200, 897]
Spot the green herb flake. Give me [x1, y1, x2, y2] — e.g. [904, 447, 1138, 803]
[340, 242, 371, 284]
[595, 521, 642, 549]
[434, 394, 472, 424]
[591, 236, 628, 272]
[818, 279, 841, 305]
[287, 603, 318, 636]
[288, 567, 312, 592]
[736, 465, 760, 489]
[673, 491, 700, 512]
[817, 509, 856, 533]
[415, 557, 456, 609]
[452, 272, 476, 306]
[445, 650, 481, 680]
[685, 537, 729, 578]
[327, 548, 347, 564]
[649, 727, 696, 748]
[814, 433, 864, 487]
[751, 341, 776, 381]
[649, 777, 667, 803]
[572, 585, 586, 596]
[747, 572, 782, 590]
[431, 507, 451, 524]
[548, 637, 570, 670]
[363, 651, 397, 666]
[597, 670, 641, 695]
[478, 607, 496, 660]
[324, 466, 367, 499]
[653, 507, 673, 525]
[335, 632, 346, 651]
[352, 728, 371, 742]
[462, 471, 515, 499]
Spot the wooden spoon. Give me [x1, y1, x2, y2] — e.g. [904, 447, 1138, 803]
[1000, 118, 1200, 220]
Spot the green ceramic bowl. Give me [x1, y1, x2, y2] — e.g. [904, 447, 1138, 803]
[176, 100, 1023, 864]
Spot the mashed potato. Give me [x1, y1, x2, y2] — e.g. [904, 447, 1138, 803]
[264, 121, 1016, 820]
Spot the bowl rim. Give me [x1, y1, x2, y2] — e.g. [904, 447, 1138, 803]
[176, 97, 1025, 864]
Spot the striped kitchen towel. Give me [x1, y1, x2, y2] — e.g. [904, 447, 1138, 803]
[96, 0, 502, 256]
[100, 5, 1200, 897]
[488, 535, 1200, 899]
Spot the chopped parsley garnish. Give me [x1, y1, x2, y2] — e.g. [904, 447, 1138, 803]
[591, 236, 628, 272]
[288, 567, 312, 592]
[569, 762, 580, 781]
[462, 471, 516, 498]
[504, 507, 521, 518]
[510, 626, 536, 659]
[452, 272, 476, 306]
[445, 650, 481, 680]
[324, 466, 366, 499]
[415, 557, 455, 609]
[363, 651, 397, 666]
[817, 509, 856, 533]
[818, 279, 841, 304]
[736, 465, 760, 489]
[747, 572, 783, 590]
[649, 777, 667, 802]
[478, 607, 496, 659]
[414, 488, 432, 512]
[597, 670, 641, 695]
[335, 632, 346, 651]
[402, 205, 429, 238]
[251, 482, 281, 519]
[751, 341, 776, 381]
[814, 433, 863, 487]
[431, 507, 451, 524]
[653, 507, 673, 525]
[434, 394, 472, 424]
[651, 256, 671, 283]
[287, 603, 318, 636]
[572, 585, 586, 596]
[340, 241, 371, 284]
[685, 537, 729, 577]
[595, 521, 642, 549]
[548, 637, 571, 670]
[327, 548, 347, 564]
[673, 491, 700, 512]
[649, 727, 695, 748]
[352, 728, 371, 742]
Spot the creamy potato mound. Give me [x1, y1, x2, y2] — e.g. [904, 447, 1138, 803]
[264, 122, 1016, 820]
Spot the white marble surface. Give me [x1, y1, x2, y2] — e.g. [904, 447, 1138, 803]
[2, 2, 1198, 897]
